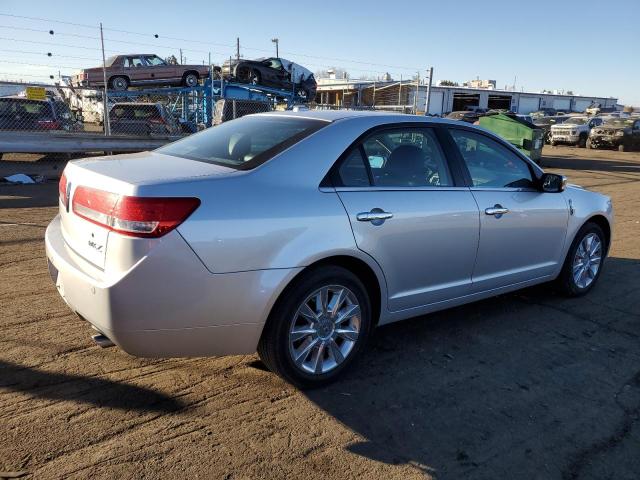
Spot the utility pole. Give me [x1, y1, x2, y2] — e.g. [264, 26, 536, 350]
[414, 71, 419, 114]
[236, 37, 240, 60]
[99, 23, 110, 136]
[425, 66, 433, 116]
[179, 49, 183, 64]
[271, 38, 279, 57]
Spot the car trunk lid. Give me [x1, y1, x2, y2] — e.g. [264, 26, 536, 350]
[59, 151, 237, 270]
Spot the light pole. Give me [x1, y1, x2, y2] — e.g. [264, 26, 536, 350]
[271, 38, 279, 57]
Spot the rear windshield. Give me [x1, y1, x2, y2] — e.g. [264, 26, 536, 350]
[110, 105, 162, 120]
[157, 115, 327, 170]
[0, 99, 53, 118]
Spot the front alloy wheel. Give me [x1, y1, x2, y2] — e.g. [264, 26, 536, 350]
[572, 233, 602, 289]
[557, 222, 606, 296]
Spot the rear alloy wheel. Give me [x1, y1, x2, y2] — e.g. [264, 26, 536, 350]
[110, 76, 129, 91]
[258, 266, 372, 388]
[183, 73, 198, 87]
[557, 222, 606, 296]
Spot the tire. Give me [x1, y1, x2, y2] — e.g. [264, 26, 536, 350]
[183, 72, 199, 87]
[556, 222, 606, 297]
[578, 134, 587, 148]
[110, 76, 129, 91]
[248, 69, 260, 85]
[258, 266, 372, 389]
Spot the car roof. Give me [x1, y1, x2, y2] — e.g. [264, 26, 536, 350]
[1, 95, 51, 103]
[253, 109, 460, 125]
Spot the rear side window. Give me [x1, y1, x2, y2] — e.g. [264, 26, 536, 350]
[157, 116, 327, 170]
[0, 100, 53, 119]
[449, 129, 535, 189]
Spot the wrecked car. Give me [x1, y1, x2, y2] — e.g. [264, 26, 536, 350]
[222, 57, 317, 100]
[587, 118, 640, 152]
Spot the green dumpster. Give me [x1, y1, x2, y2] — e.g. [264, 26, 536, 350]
[479, 113, 544, 163]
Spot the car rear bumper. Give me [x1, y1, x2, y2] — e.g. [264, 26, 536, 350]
[45, 214, 300, 357]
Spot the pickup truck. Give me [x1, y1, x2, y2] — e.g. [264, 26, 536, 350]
[549, 116, 604, 147]
[72, 54, 211, 91]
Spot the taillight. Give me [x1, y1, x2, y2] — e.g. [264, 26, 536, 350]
[149, 117, 167, 125]
[59, 172, 68, 208]
[72, 186, 200, 238]
[37, 119, 61, 130]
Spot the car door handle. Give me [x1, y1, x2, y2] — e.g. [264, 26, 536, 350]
[485, 205, 509, 216]
[357, 211, 393, 222]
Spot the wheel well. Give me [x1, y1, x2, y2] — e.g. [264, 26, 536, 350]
[182, 70, 199, 79]
[268, 256, 382, 329]
[586, 215, 611, 252]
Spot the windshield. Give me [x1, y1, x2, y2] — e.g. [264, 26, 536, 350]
[157, 116, 327, 170]
[564, 117, 587, 125]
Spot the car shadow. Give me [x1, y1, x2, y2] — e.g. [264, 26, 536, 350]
[542, 155, 640, 173]
[0, 359, 183, 413]
[0, 182, 59, 209]
[304, 257, 640, 479]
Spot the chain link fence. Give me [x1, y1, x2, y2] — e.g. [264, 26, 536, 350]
[0, 81, 273, 167]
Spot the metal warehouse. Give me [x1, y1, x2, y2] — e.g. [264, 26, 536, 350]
[315, 80, 618, 114]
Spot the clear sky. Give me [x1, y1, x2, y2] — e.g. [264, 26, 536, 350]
[0, 0, 638, 105]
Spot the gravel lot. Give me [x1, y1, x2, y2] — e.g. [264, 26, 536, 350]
[1, 146, 639, 480]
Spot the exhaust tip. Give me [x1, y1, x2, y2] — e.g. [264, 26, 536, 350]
[92, 333, 115, 348]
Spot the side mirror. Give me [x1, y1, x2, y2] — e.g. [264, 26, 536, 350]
[541, 173, 567, 193]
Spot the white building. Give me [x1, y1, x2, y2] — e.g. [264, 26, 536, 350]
[315, 79, 618, 115]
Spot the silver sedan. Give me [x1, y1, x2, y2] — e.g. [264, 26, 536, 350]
[45, 111, 613, 388]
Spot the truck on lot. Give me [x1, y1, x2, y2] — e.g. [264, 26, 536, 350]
[549, 116, 604, 147]
[587, 118, 640, 151]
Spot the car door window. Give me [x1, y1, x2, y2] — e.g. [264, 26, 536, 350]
[144, 55, 166, 66]
[361, 128, 452, 187]
[450, 129, 535, 189]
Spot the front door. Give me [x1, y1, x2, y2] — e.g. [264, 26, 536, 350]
[333, 126, 480, 311]
[447, 128, 569, 292]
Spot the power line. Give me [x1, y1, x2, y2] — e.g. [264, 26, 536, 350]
[0, 11, 422, 71]
[0, 48, 99, 61]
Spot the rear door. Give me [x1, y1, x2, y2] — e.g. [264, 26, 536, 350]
[334, 126, 480, 311]
[447, 127, 569, 292]
[123, 56, 149, 84]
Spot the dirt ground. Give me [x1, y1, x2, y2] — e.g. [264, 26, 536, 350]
[1, 146, 639, 480]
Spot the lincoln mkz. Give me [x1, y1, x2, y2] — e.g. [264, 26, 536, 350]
[46, 111, 613, 387]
